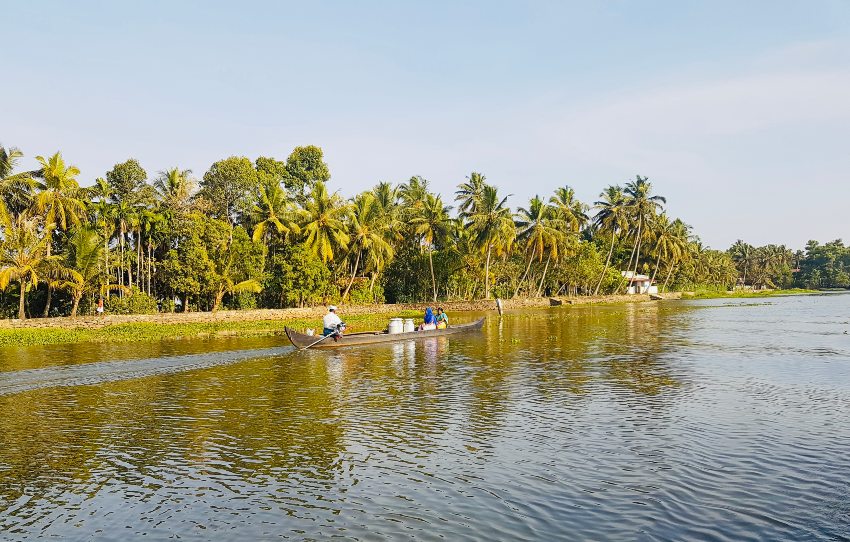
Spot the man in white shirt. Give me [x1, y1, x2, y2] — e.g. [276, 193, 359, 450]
[322, 306, 344, 336]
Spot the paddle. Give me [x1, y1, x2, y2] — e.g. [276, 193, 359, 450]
[301, 323, 346, 350]
[301, 331, 338, 350]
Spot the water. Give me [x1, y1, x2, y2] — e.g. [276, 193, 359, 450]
[1, 294, 849, 541]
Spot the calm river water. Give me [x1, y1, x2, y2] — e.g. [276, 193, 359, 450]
[1, 294, 849, 541]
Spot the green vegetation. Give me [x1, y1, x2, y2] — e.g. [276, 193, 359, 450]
[682, 288, 818, 300]
[0, 310, 422, 348]
[0, 142, 846, 321]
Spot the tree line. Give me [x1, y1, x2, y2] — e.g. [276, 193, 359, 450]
[0, 143, 844, 319]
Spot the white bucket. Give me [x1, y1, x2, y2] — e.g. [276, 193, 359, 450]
[403, 318, 415, 333]
[388, 318, 403, 334]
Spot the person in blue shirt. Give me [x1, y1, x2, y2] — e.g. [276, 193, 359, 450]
[418, 307, 437, 331]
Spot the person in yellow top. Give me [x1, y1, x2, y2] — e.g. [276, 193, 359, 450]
[435, 307, 449, 329]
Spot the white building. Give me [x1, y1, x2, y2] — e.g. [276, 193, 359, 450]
[621, 271, 658, 295]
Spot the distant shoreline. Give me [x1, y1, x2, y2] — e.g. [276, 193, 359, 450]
[0, 293, 681, 348]
[1, 289, 833, 349]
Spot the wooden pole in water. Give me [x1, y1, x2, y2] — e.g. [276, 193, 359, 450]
[496, 298, 504, 317]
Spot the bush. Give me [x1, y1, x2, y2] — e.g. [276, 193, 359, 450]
[348, 279, 384, 304]
[105, 288, 159, 315]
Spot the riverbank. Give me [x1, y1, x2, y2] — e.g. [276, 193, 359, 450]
[681, 288, 820, 299]
[0, 293, 681, 348]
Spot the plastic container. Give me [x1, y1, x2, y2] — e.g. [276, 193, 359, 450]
[388, 318, 403, 334]
[403, 318, 415, 333]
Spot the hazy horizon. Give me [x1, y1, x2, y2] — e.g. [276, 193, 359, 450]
[5, 0, 849, 250]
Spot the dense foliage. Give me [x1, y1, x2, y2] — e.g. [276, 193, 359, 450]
[0, 143, 844, 319]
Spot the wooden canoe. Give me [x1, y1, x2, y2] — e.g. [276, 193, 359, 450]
[285, 317, 486, 349]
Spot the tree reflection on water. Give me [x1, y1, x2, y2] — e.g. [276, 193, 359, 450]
[0, 304, 685, 533]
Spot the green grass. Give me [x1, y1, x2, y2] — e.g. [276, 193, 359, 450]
[681, 288, 819, 300]
[0, 310, 422, 348]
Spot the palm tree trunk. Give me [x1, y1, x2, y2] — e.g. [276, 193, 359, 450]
[71, 292, 82, 318]
[536, 252, 552, 297]
[429, 248, 437, 302]
[183, 294, 189, 313]
[341, 250, 362, 301]
[148, 244, 152, 295]
[618, 224, 640, 294]
[18, 279, 27, 320]
[105, 234, 110, 300]
[650, 251, 663, 290]
[42, 286, 52, 318]
[662, 260, 677, 292]
[632, 230, 644, 293]
[484, 244, 492, 299]
[212, 288, 225, 312]
[119, 227, 125, 293]
[515, 252, 535, 298]
[594, 229, 616, 295]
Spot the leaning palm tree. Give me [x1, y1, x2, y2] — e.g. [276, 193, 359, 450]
[409, 193, 453, 301]
[0, 144, 35, 217]
[466, 184, 515, 299]
[514, 196, 563, 298]
[250, 178, 301, 245]
[0, 215, 54, 319]
[621, 176, 666, 293]
[301, 181, 350, 263]
[33, 152, 87, 234]
[592, 185, 628, 295]
[341, 192, 395, 301]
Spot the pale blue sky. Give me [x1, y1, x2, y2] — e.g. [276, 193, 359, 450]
[4, 1, 849, 248]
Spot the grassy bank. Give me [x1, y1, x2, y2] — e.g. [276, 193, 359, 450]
[0, 293, 683, 348]
[0, 310, 422, 348]
[681, 288, 819, 300]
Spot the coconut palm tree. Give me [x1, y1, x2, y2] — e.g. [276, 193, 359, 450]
[466, 184, 515, 299]
[648, 214, 677, 287]
[661, 219, 691, 292]
[455, 171, 487, 218]
[409, 193, 453, 301]
[398, 175, 431, 218]
[66, 226, 106, 317]
[154, 168, 195, 212]
[514, 196, 563, 298]
[139, 207, 167, 295]
[373, 182, 400, 217]
[210, 247, 264, 312]
[549, 186, 589, 233]
[0, 144, 35, 217]
[341, 192, 395, 301]
[249, 178, 300, 245]
[621, 176, 666, 293]
[39, 255, 83, 318]
[33, 152, 86, 235]
[0, 215, 53, 319]
[301, 181, 350, 263]
[729, 240, 755, 288]
[592, 185, 628, 294]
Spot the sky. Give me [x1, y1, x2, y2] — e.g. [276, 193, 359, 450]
[4, 0, 849, 249]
